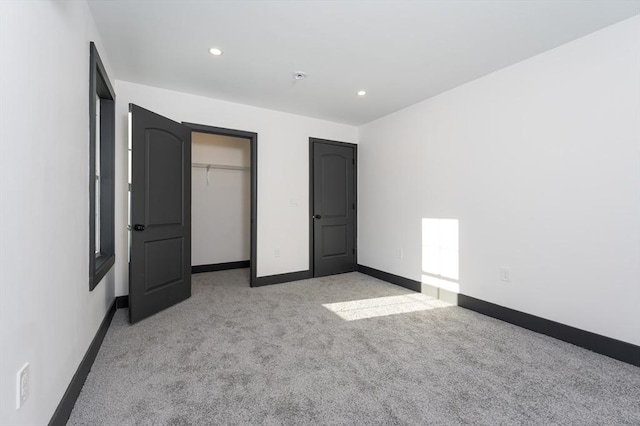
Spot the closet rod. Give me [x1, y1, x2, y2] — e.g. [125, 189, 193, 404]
[192, 162, 249, 171]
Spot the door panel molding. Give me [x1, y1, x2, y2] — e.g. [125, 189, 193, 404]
[144, 129, 184, 226]
[143, 236, 184, 293]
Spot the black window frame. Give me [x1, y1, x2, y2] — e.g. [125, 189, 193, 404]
[89, 42, 115, 290]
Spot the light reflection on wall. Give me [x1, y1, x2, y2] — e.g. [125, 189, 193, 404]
[422, 218, 460, 293]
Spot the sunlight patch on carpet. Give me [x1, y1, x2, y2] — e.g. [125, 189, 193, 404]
[322, 293, 453, 321]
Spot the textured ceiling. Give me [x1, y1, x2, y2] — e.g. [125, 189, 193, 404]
[88, 0, 640, 125]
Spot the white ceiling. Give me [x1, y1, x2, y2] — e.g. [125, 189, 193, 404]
[87, 0, 640, 125]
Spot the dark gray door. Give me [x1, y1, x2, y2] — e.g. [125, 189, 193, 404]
[129, 104, 191, 324]
[311, 139, 356, 277]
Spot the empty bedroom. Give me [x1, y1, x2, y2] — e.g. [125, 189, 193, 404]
[0, 1, 639, 425]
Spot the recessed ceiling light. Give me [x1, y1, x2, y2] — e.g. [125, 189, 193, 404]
[357, 90, 367, 96]
[209, 47, 223, 56]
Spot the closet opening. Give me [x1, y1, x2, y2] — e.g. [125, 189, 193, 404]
[184, 123, 257, 287]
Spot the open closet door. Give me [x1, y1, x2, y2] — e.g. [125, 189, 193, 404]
[129, 104, 191, 324]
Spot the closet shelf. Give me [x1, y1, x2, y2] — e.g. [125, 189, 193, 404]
[192, 162, 249, 171]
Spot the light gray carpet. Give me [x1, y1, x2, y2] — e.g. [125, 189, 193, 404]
[68, 269, 640, 425]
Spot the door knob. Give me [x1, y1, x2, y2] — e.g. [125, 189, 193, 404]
[133, 224, 146, 231]
[313, 215, 322, 219]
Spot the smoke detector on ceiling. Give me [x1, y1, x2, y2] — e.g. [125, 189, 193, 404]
[293, 71, 307, 80]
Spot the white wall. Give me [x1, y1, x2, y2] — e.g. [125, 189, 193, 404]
[192, 133, 251, 167]
[192, 133, 250, 266]
[0, 1, 116, 424]
[114, 81, 357, 295]
[359, 16, 640, 345]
